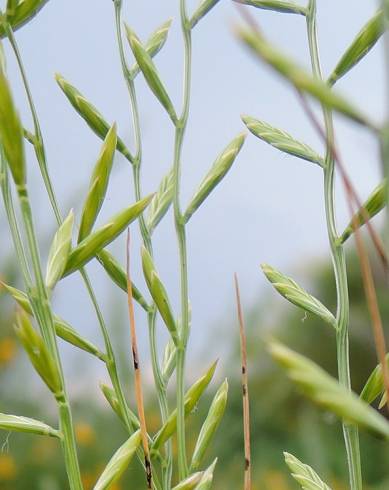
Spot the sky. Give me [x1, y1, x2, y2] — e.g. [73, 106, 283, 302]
[0, 0, 386, 391]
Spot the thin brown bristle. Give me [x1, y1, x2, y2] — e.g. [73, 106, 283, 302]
[234, 273, 251, 490]
[126, 230, 152, 488]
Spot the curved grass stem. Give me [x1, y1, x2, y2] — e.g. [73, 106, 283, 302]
[305, 2, 362, 489]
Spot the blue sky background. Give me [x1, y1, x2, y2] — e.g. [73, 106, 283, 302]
[1, 1, 385, 395]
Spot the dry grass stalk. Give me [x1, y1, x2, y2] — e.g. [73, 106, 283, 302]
[126, 230, 152, 488]
[234, 273, 251, 490]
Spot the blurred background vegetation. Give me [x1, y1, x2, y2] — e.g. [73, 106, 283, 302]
[1, 242, 389, 489]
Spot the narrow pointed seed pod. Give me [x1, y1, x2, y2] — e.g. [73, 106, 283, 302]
[0, 413, 61, 438]
[340, 179, 386, 243]
[0, 0, 50, 37]
[96, 249, 149, 311]
[141, 246, 178, 343]
[194, 459, 217, 490]
[54, 318, 106, 361]
[2, 283, 105, 359]
[190, 380, 228, 471]
[284, 452, 332, 490]
[172, 472, 204, 490]
[55, 74, 133, 162]
[146, 168, 174, 234]
[233, 0, 306, 15]
[0, 69, 25, 187]
[14, 310, 61, 395]
[360, 353, 389, 404]
[63, 195, 153, 276]
[242, 115, 324, 167]
[162, 339, 177, 382]
[190, 0, 221, 28]
[78, 124, 117, 242]
[125, 25, 177, 124]
[100, 383, 140, 427]
[237, 28, 374, 128]
[2, 282, 32, 314]
[261, 264, 336, 329]
[152, 361, 218, 449]
[269, 340, 389, 438]
[94, 430, 142, 490]
[184, 133, 246, 222]
[46, 209, 74, 290]
[130, 19, 173, 78]
[328, 10, 384, 86]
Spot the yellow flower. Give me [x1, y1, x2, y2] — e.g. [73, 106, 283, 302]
[0, 338, 17, 365]
[75, 422, 95, 447]
[0, 454, 17, 480]
[262, 469, 289, 490]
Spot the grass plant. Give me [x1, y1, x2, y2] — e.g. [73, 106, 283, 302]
[1, 1, 389, 489]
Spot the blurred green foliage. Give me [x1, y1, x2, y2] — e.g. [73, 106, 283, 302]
[1, 247, 389, 489]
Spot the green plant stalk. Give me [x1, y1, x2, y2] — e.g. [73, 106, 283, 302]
[306, 2, 362, 489]
[5, 24, 61, 225]
[15, 184, 82, 490]
[0, 150, 32, 286]
[174, 0, 192, 480]
[113, 4, 172, 488]
[382, 0, 389, 256]
[4, 24, 161, 488]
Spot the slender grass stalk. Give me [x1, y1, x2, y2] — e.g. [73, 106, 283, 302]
[305, 2, 362, 488]
[112, 3, 172, 488]
[173, 0, 193, 479]
[382, 1, 389, 255]
[16, 184, 82, 489]
[234, 274, 251, 490]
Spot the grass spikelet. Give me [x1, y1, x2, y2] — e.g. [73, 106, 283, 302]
[234, 0, 306, 15]
[242, 115, 323, 166]
[261, 264, 336, 328]
[284, 452, 332, 490]
[0, 413, 60, 438]
[184, 133, 246, 222]
[269, 340, 389, 438]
